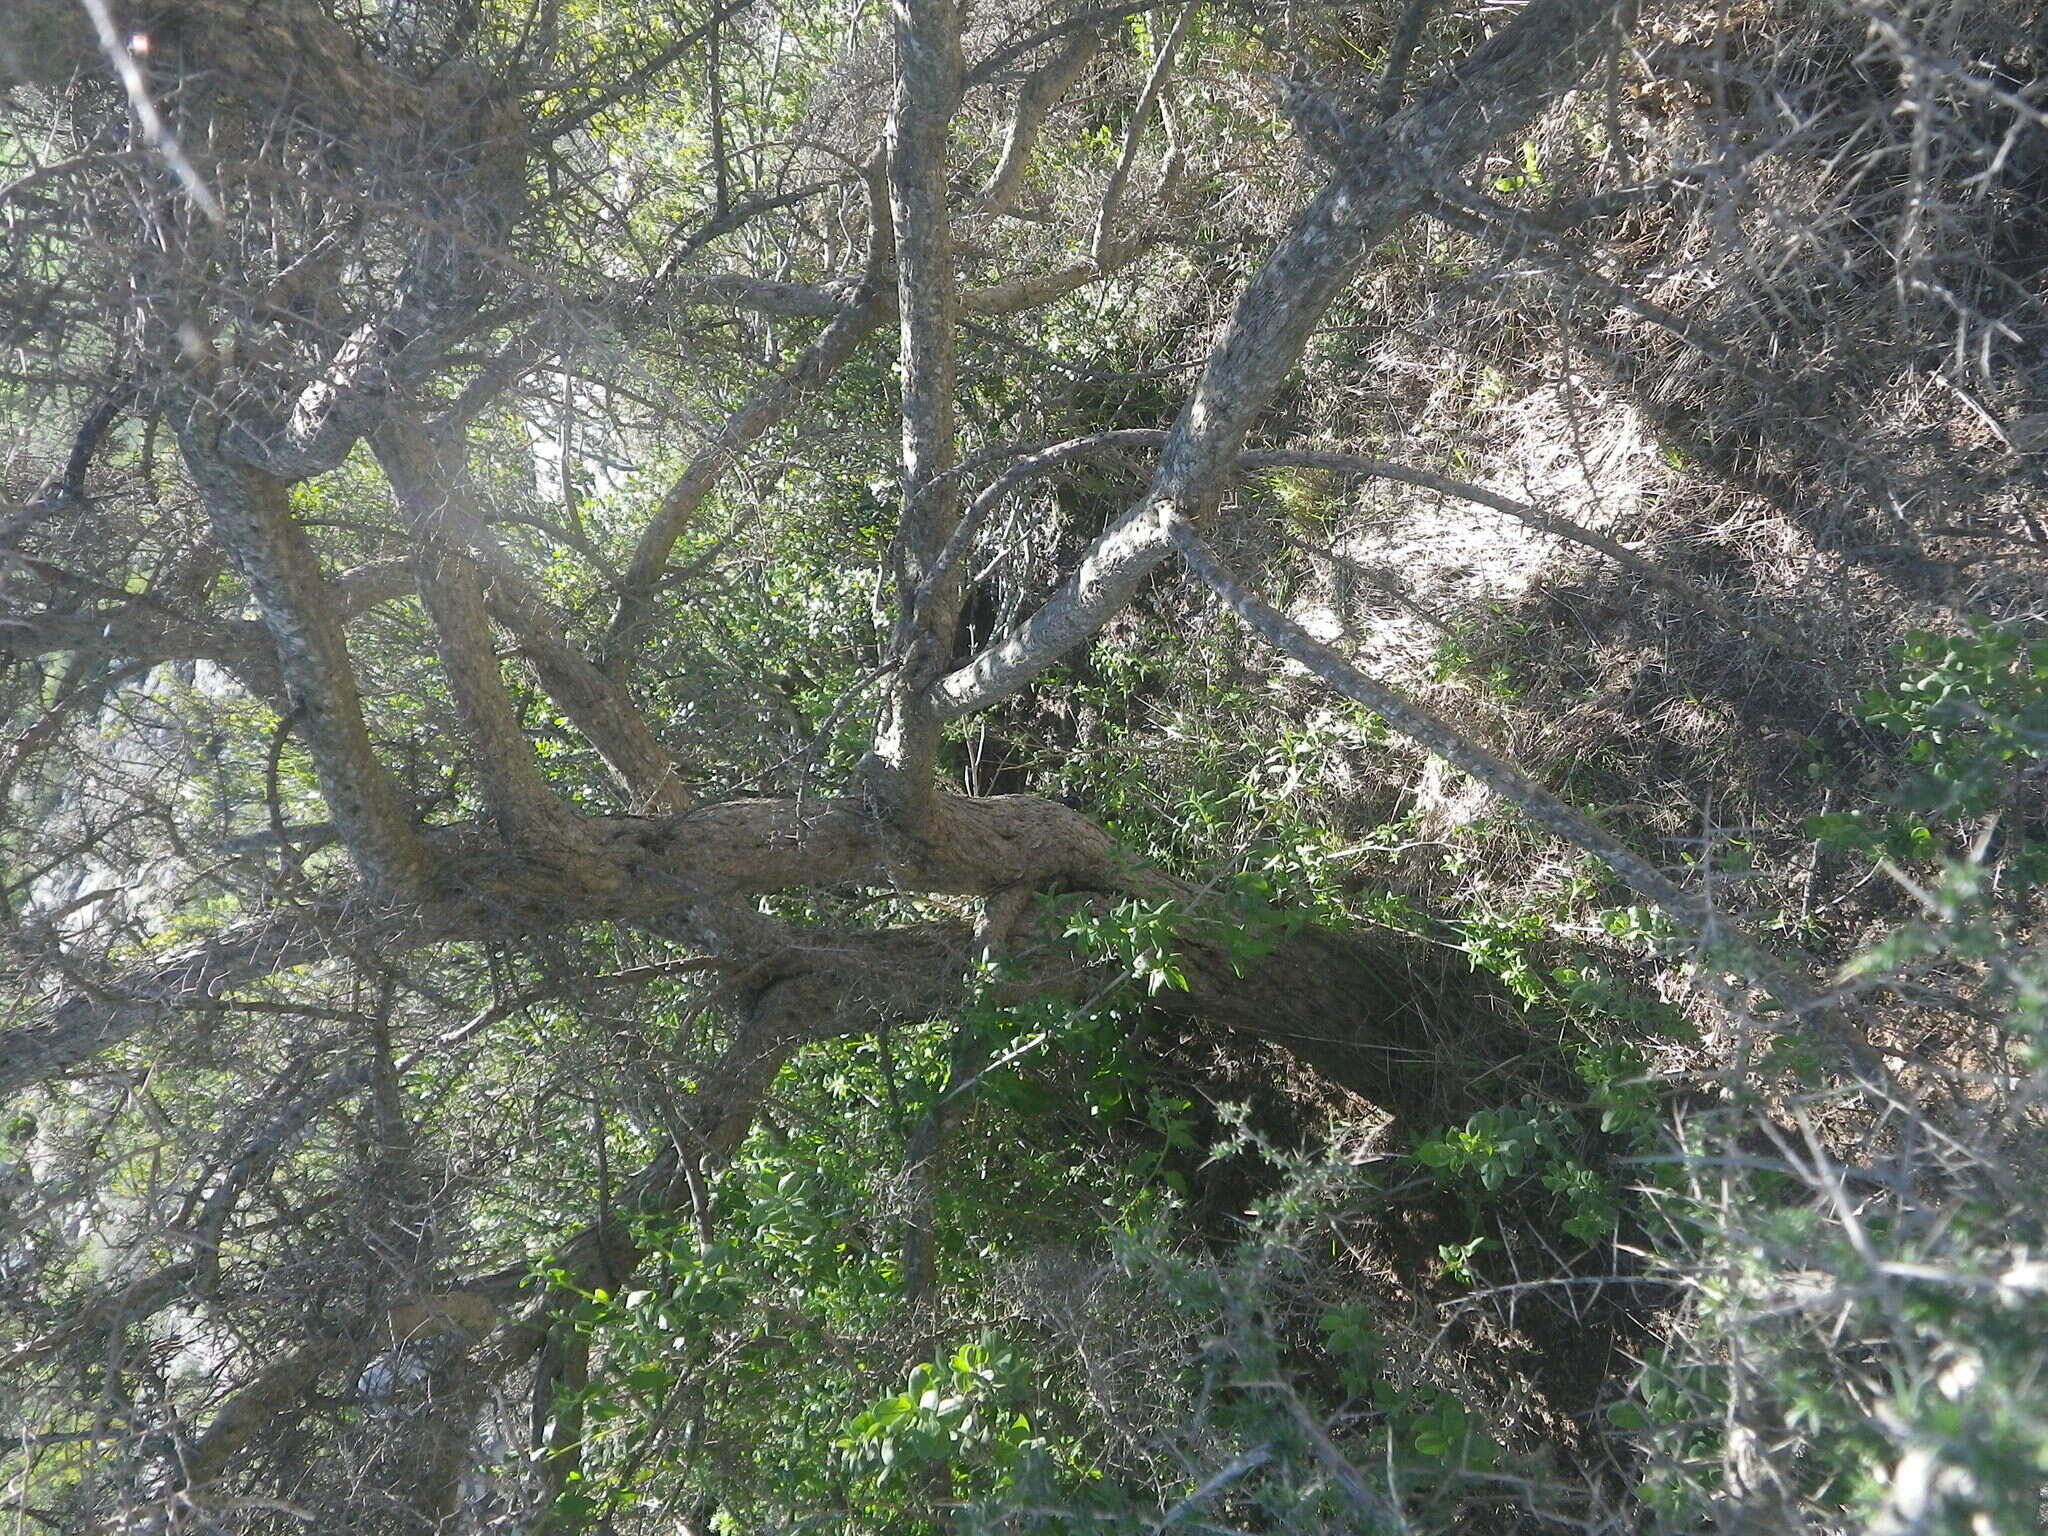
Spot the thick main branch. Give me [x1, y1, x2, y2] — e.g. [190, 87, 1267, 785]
[867, 0, 970, 840]
[179, 417, 430, 894]
[932, 0, 1630, 720]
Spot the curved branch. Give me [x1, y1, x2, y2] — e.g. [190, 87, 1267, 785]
[1239, 449, 1814, 655]
[967, 1, 1189, 88]
[1, 563, 410, 737]
[603, 291, 891, 672]
[917, 427, 1166, 599]
[913, 418, 1800, 672]
[0, 792, 1134, 1091]
[478, 559, 692, 813]
[1089, 0, 1194, 264]
[931, 0, 1632, 719]
[657, 272, 859, 318]
[969, 24, 1105, 221]
[0, 606, 278, 694]
[957, 242, 1153, 314]
[180, 416, 430, 894]
[0, 915, 386, 1100]
[649, 178, 851, 289]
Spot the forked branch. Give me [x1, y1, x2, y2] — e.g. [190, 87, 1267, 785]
[931, 0, 1633, 719]
[179, 415, 430, 894]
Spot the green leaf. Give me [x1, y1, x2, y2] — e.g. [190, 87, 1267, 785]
[1606, 1399, 1651, 1431]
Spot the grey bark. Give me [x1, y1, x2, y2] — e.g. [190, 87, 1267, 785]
[378, 418, 582, 856]
[969, 25, 1106, 220]
[179, 415, 431, 894]
[866, 0, 970, 842]
[932, 0, 1633, 720]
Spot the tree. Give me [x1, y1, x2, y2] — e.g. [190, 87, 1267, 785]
[5, 0, 2046, 1530]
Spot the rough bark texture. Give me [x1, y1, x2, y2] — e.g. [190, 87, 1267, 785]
[866, 0, 972, 845]
[934, 0, 1630, 717]
[179, 417, 432, 894]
